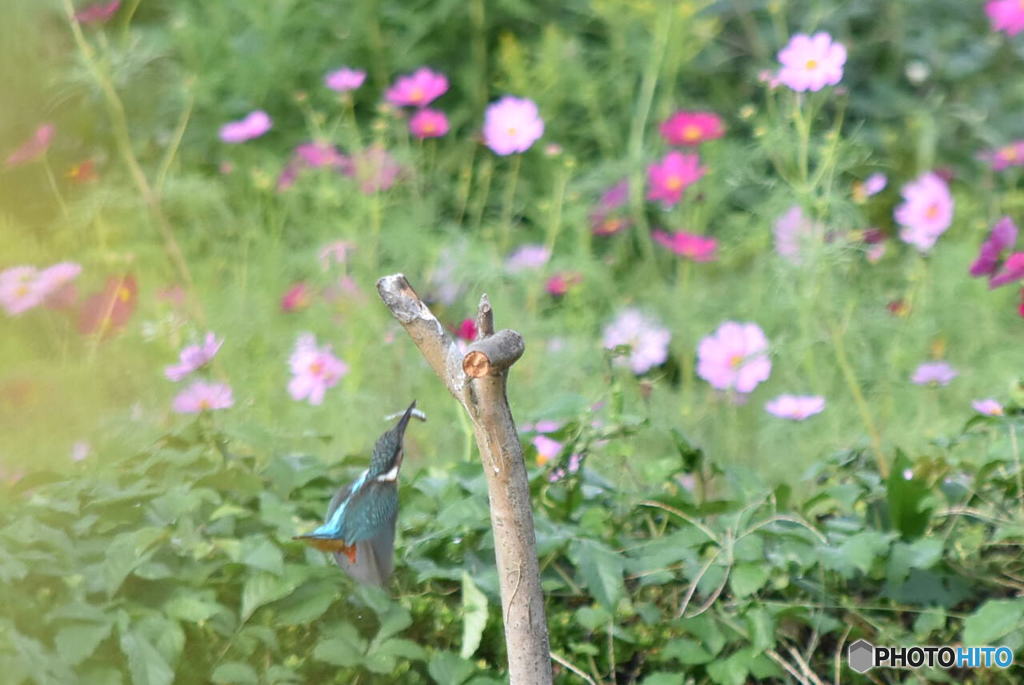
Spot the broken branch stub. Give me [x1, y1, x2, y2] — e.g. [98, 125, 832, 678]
[376, 273, 552, 685]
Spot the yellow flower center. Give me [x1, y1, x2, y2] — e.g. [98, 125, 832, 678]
[1003, 146, 1018, 161]
[729, 354, 744, 368]
[507, 126, 518, 137]
[410, 86, 424, 102]
[198, 398, 211, 410]
[805, 59, 819, 70]
[15, 284, 29, 297]
[682, 124, 702, 141]
[925, 203, 940, 220]
[309, 360, 324, 375]
[117, 286, 132, 302]
[666, 175, 683, 191]
[422, 121, 435, 134]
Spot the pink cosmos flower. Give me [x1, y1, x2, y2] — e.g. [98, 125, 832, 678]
[0, 266, 44, 315]
[765, 394, 825, 420]
[455, 318, 477, 342]
[602, 309, 672, 375]
[971, 217, 1018, 278]
[777, 32, 847, 92]
[172, 380, 234, 413]
[989, 252, 1024, 288]
[546, 272, 582, 296]
[646, 152, 705, 206]
[505, 244, 550, 272]
[697, 321, 772, 393]
[774, 206, 820, 264]
[590, 180, 631, 236]
[277, 142, 349, 191]
[318, 240, 355, 271]
[70, 441, 91, 462]
[324, 67, 366, 92]
[894, 172, 954, 252]
[219, 111, 272, 143]
[911, 361, 958, 386]
[287, 333, 348, 405]
[532, 435, 563, 466]
[281, 283, 312, 312]
[74, 0, 120, 24]
[972, 398, 1004, 416]
[5, 124, 55, 167]
[652, 229, 718, 262]
[165, 332, 223, 382]
[76, 275, 137, 336]
[386, 68, 448, 107]
[349, 145, 401, 194]
[483, 96, 544, 155]
[863, 173, 887, 196]
[409, 108, 449, 139]
[982, 141, 1024, 171]
[659, 111, 725, 146]
[986, 0, 1024, 36]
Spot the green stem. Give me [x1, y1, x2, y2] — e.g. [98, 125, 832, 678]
[499, 155, 522, 254]
[42, 157, 69, 219]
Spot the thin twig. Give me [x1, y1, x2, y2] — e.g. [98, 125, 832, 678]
[550, 652, 597, 685]
[638, 500, 719, 544]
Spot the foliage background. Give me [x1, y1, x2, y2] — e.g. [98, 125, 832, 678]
[1, 0, 1023, 682]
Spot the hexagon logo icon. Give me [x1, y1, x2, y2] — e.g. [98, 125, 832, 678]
[848, 639, 874, 673]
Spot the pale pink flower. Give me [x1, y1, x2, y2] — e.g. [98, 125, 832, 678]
[982, 142, 1024, 171]
[646, 152, 705, 206]
[409, 108, 449, 139]
[386, 68, 448, 107]
[505, 244, 550, 272]
[532, 435, 563, 466]
[765, 394, 825, 420]
[165, 333, 223, 382]
[777, 32, 847, 92]
[483, 96, 544, 155]
[774, 206, 820, 264]
[659, 111, 725, 146]
[5, 124, 55, 167]
[173, 380, 234, 413]
[590, 180, 631, 236]
[986, 0, 1024, 36]
[74, 0, 120, 23]
[567, 453, 583, 473]
[862, 173, 887, 196]
[603, 309, 672, 375]
[287, 333, 347, 405]
[989, 252, 1024, 288]
[349, 145, 401, 194]
[972, 398, 1004, 416]
[652, 229, 718, 262]
[281, 282, 312, 312]
[535, 420, 563, 434]
[911, 361, 958, 386]
[219, 111, 272, 143]
[0, 266, 44, 315]
[894, 172, 954, 252]
[318, 241, 355, 271]
[697, 321, 772, 393]
[70, 441, 91, 462]
[324, 67, 366, 92]
[970, 217, 1017, 278]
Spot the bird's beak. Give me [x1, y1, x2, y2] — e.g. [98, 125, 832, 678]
[394, 400, 416, 441]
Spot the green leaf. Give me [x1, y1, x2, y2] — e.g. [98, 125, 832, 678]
[428, 650, 475, 685]
[211, 662, 259, 684]
[164, 590, 223, 623]
[240, 569, 303, 621]
[744, 607, 775, 652]
[271, 580, 336, 626]
[240, 536, 285, 575]
[706, 647, 752, 685]
[104, 528, 166, 595]
[569, 539, 625, 609]
[963, 599, 1024, 645]
[886, 451, 933, 538]
[55, 621, 113, 666]
[641, 673, 684, 685]
[662, 638, 713, 665]
[729, 562, 768, 598]
[460, 571, 489, 660]
[119, 628, 174, 685]
[313, 622, 366, 668]
[887, 538, 943, 585]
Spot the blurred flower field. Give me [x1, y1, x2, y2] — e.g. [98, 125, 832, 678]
[2, 0, 1024, 683]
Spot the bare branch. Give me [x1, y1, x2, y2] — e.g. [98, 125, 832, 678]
[463, 330, 525, 378]
[476, 293, 494, 338]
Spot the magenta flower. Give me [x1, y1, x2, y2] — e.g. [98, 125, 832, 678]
[972, 398, 1004, 416]
[774, 206, 820, 264]
[318, 240, 355, 271]
[5, 124, 55, 167]
[409, 108, 449, 139]
[281, 282, 312, 312]
[590, 180, 631, 236]
[602, 309, 672, 375]
[0, 266, 44, 315]
[219, 111, 272, 143]
[652, 229, 718, 262]
[386, 68, 448, 107]
[173, 380, 233, 413]
[532, 435, 563, 466]
[697, 321, 772, 393]
[454, 318, 478, 342]
[971, 217, 1018, 278]
[324, 67, 366, 92]
[349, 145, 401, 194]
[777, 33, 847, 92]
[982, 142, 1024, 171]
[646, 152, 705, 207]
[659, 111, 725, 146]
[165, 333, 223, 382]
[546, 272, 582, 296]
[911, 361, 958, 386]
[765, 394, 825, 420]
[505, 244, 550, 272]
[986, 0, 1024, 36]
[277, 142, 349, 191]
[74, 0, 120, 24]
[894, 172, 954, 252]
[989, 253, 1024, 288]
[483, 96, 544, 155]
[287, 333, 348, 405]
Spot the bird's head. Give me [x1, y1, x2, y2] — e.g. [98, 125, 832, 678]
[368, 401, 416, 479]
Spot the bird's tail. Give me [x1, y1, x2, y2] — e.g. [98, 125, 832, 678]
[292, 535, 358, 563]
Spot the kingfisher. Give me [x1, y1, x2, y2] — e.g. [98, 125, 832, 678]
[294, 401, 417, 586]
